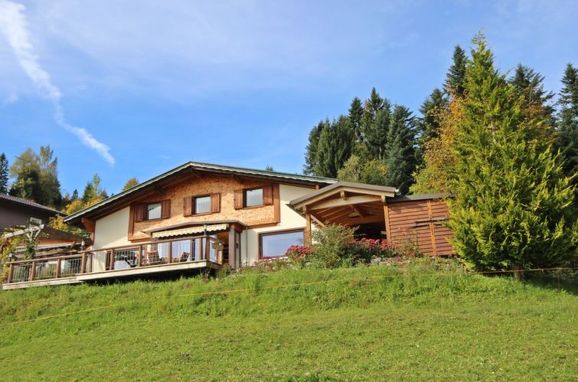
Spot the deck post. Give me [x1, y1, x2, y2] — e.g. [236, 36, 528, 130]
[205, 237, 210, 261]
[138, 245, 143, 267]
[108, 250, 115, 271]
[228, 225, 236, 268]
[7, 263, 13, 283]
[80, 252, 86, 274]
[56, 258, 62, 278]
[304, 211, 312, 245]
[30, 260, 36, 281]
[167, 242, 172, 264]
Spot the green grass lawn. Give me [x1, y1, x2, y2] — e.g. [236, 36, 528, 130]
[0, 261, 576, 381]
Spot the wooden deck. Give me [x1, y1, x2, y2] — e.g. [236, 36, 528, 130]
[2, 236, 224, 290]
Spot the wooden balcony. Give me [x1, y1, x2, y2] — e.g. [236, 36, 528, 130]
[2, 236, 224, 290]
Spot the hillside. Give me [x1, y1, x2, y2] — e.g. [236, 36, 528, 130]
[0, 261, 576, 381]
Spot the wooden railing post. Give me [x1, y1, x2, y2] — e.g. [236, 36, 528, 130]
[56, 258, 62, 278]
[29, 261, 36, 281]
[167, 242, 172, 264]
[138, 245, 143, 267]
[108, 250, 115, 270]
[7, 263, 13, 283]
[80, 253, 86, 274]
[205, 237, 210, 261]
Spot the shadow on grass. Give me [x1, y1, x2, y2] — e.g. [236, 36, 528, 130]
[524, 271, 578, 295]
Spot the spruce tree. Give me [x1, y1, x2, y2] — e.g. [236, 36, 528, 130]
[348, 97, 364, 143]
[0, 153, 8, 194]
[314, 117, 354, 178]
[418, 88, 448, 142]
[383, 106, 417, 193]
[509, 64, 556, 130]
[303, 121, 327, 175]
[557, 64, 578, 208]
[362, 89, 391, 160]
[449, 36, 577, 271]
[444, 46, 468, 97]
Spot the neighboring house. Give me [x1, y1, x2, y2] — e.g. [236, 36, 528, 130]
[3, 161, 454, 289]
[0, 194, 62, 232]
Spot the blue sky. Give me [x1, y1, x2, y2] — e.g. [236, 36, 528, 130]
[0, 0, 577, 196]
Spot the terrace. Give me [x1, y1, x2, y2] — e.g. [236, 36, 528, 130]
[3, 235, 224, 290]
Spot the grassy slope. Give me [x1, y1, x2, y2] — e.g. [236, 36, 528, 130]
[0, 262, 576, 381]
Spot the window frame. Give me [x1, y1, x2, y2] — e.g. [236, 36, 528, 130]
[258, 228, 305, 259]
[243, 187, 264, 208]
[193, 194, 212, 216]
[146, 202, 162, 221]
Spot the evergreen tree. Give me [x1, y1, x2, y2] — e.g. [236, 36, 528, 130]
[348, 97, 364, 143]
[557, 64, 578, 207]
[0, 153, 8, 194]
[314, 117, 354, 178]
[303, 121, 327, 175]
[82, 174, 108, 206]
[362, 89, 391, 160]
[383, 106, 417, 193]
[418, 88, 448, 143]
[444, 45, 468, 97]
[509, 64, 556, 130]
[449, 36, 577, 271]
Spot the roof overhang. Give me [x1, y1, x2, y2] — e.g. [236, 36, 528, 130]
[65, 161, 335, 225]
[289, 181, 397, 226]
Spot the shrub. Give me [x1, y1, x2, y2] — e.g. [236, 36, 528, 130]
[310, 225, 356, 268]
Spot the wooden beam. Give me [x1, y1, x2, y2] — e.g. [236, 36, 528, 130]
[228, 225, 236, 268]
[383, 203, 392, 242]
[304, 213, 312, 244]
[309, 213, 326, 228]
[336, 214, 384, 226]
[310, 195, 382, 210]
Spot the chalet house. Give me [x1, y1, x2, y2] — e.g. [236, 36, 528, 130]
[2, 162, 453, 290]
[0, 194, 63, 232]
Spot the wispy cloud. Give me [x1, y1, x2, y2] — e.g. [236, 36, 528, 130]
[0, 0, 114, 165]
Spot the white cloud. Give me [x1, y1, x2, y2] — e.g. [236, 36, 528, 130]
[0, 0, 114, 165]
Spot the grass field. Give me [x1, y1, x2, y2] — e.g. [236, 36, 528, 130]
[0, 260, 576, 381]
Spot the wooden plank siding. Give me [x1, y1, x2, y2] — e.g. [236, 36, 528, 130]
[387, 198, 454, 256]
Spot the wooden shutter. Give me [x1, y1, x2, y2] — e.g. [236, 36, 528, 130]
[234, 190, 244, 209]
[211, 193, 221, 213]
[134, 204, 146, 222]
[263, 185, 274, 205]
[183, 197, 193, 216]
[161, 199, 171, 219]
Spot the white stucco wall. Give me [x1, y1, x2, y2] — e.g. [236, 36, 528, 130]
[92, 207, 132, 272]
[243, 184, 313, 265]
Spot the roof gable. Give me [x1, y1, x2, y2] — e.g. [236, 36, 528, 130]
[64, 161, 335, 224]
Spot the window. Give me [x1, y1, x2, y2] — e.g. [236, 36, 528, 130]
[194, 195, 211, 214]
[134, 200, 170, 222]
[147, 202, 162, 220]
[259, 229, 304, 258]
[244, 188, 264, 207]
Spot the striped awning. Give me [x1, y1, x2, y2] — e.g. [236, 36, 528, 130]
[151, 223, 229, 239]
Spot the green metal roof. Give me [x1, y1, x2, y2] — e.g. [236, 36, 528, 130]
[64, 161, 335, 223]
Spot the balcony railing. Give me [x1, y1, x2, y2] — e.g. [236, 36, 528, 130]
[4, 236, 224, 284]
